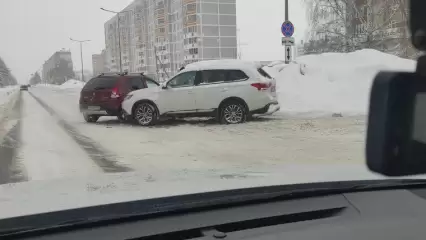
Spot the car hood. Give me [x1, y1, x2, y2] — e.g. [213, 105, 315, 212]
[1, 163, 424, 219]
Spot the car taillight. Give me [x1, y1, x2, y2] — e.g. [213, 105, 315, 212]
[111, 87, 120, 98]
[251, 83, 270, 91]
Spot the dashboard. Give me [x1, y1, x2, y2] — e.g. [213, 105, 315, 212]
[12, 188, 426, 239]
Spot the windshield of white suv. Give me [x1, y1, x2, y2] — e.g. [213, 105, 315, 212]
[0, 0, 421, 219]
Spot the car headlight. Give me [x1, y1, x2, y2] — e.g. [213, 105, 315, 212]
[125, 94, 133, 100]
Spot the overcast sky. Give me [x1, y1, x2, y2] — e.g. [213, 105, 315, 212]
[0, 0, 307, 83]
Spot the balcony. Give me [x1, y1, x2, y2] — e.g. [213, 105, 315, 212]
[185, 32, 198, 38]
[184, 43, 198, 49]
[183, 0, 195, 4]
[184, 54, 199, 60]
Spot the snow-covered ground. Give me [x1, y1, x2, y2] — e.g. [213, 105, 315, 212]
[27, 85, 368, 179]
[265, 49, 416, 116]
[16, 93, 102, 181]
[0, 86, 19, 119]
[0, 49, 419, 185]
[0, 86, 20, 138]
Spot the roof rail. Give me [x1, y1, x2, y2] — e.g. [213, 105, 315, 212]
[119, 71, 129, 76]
[97, 72, 146, 77]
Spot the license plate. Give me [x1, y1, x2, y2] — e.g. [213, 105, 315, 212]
[87, 106, 100, 111]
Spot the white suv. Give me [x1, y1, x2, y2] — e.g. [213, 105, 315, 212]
[122, 60, 280, 126]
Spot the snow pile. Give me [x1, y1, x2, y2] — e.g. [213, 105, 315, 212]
[268, 49, 416, 116]
[32, 80, 86, 90]
[0, 86, 19, 123]
[59, 79, 86, 89]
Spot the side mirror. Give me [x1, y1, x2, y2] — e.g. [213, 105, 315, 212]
[161, 83, 168, 89]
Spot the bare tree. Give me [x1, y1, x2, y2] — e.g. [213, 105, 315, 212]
[303, 0, 413, 57]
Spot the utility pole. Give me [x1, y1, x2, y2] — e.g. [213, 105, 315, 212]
[70, 38, 90, 82]
[101, 7, 134, 72]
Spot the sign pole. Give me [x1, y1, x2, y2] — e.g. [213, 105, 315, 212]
[284, 0, 289, 62]
[285, 0, 289, 21]
[281, 19, 294, 64]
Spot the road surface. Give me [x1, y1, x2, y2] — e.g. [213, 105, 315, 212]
[0, 86, 368, 185]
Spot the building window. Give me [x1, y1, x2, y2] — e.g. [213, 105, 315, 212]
[189, 37, 197, 44]
[189, 48, 198, 54]
[184, 26, 196, 34]
[185, 15, 196, 25]
[186, 3, 196, 12]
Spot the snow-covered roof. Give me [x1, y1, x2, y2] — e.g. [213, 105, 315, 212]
[182, 59, 263, 72]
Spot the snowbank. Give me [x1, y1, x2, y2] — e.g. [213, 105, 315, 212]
[267, 49, 416, 116]
[59, 79, 86, 89]
[0, 86, 20, 124]
[34, 79, 86, 90]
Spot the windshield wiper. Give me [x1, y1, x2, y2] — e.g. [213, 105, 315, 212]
[1, 179, 426, 237]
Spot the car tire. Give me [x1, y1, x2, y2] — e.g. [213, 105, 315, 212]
[133, 102, 158, 126]
[83, 114, 99, 123]
[117, 110, 128, 122]
[219, 100, 247, 124]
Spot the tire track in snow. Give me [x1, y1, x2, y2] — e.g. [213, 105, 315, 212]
[0, 92, 27, 184]
[29, 92, 133, 173]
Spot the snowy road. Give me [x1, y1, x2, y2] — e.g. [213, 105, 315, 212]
[0, 86, 370, 185]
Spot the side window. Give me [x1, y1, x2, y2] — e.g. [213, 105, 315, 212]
[200, 70, 227, 84]
[146, 79, 159, 88]
[227, 70, 249, 81]
[128, 77, 144, 90]
[167, 71, 196, 88]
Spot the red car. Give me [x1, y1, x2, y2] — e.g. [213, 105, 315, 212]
[79, 73, 159, 123]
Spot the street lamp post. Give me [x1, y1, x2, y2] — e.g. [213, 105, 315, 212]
[100, 7, 134, 72]
[70, 38, 90, 82]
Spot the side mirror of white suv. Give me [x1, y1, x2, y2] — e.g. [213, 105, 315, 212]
[161, 83, 168, 89]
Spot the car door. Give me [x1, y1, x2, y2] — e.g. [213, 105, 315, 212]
[194, 70, 230, 112]
[159, 71, 197, 113]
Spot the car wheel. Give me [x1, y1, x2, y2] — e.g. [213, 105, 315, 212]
[83, 113, 99, 123]
[117, 110, 128, 122]
[219, 100, 247, 124]
[133, 102, 158, 126]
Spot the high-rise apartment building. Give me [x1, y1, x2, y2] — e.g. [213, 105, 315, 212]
[104, 0, 237, 82]
[42, 49, 74, 85]
[92, 53, 104, 76]
[92, 49, 108, 76]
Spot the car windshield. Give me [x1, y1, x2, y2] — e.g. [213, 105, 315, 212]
[0, 0, 422, 220]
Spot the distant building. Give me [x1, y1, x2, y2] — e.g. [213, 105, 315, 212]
[74, 70, 92, 82]
[104, 0, 237, 82]
[42, 49, 74, 85]
[92, 52, 105, 76]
